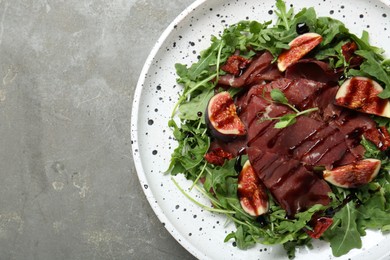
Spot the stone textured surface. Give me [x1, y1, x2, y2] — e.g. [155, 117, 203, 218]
[0, 0, 195, 259]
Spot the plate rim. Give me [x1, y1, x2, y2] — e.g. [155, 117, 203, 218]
[131, 0, 210, 259]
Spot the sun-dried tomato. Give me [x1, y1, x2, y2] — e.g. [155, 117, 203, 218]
[305, 216, 333, 239]
[204, 147, 233, 165]
[364, 126, 390, 151]
[341, 41, 363, 67]
[221, 55, 251, 76]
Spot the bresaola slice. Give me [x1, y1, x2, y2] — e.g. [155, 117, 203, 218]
[285, 59, 341, 84]
[247, 147, 331, 216]
[217, 51, 282, 88]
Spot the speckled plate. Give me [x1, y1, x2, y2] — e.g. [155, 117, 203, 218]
[131, 0, 390, 259]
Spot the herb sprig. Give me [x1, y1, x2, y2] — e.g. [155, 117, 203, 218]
[259, 89, 319, 128]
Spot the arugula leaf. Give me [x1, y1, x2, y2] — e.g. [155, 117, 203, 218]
[275, 0, 293, 30]
[361, 136, 381, 158]
[167, 119, 210, 179]
[179, 89, 213, 121]
[187, 41, 221, 81]
[203, 160, 239, 209]
[323, 199, 362, 257]
[356, 190, 390, 232]
[350, 30, 384, 56]
[315, 17, 349, 46]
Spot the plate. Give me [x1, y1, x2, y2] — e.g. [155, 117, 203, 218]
[131, 0, 390, 259]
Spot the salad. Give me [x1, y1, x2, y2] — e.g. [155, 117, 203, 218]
[167, 0, 390, 258]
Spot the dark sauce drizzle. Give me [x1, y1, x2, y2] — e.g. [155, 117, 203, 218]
[234, 147, 247, 173]
[324, 192, 362, 218]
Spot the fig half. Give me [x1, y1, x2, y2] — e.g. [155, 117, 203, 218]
[335, 76, 390, 118]
[238, 160, 269, 216]
[205, 91, 246, 141]
[323, 159, 381, 188]
[277, 32, 323, 72]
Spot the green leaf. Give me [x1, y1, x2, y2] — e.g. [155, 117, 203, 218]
[249, 21, 263, 34]
[361, 136, 382, 158]
[179, 89, 213, 121]
[275, 0, 293, 30]
[323, 201, 362, 257]
[351, 30, 384, 55]
[187, 41, 221, 81]
[270, 89, 288, 104]
[167, 121, 210, 179]
[175, 63, 188, 78]
[274, 114, 296, 129]
[315, 17, 348, 46]
[203, 160, 239, 209]
[355, 185, 390, 232]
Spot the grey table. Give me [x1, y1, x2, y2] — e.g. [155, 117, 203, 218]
[0, 0, 196, 259]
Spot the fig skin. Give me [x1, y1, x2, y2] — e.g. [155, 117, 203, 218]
[277, 32, 323, 72]
[205, 91, 246, 142]
[238, 160, 269, 216]
[335, 76, 390, 118]
[323, 159, 381, 188]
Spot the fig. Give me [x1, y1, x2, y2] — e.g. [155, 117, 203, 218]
[238, 160, 269, 216]
[205, 91, 246, 141]
[323, 159, 381, 188]
[277, 32, 323, 72]
[335, 76, 390, 118]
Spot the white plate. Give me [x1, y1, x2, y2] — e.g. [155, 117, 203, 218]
[131, 0, 390, 259]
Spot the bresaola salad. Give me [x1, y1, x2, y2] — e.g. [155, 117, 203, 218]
[167, 0, 390, 258]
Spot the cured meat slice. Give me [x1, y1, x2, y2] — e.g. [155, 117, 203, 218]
[249, 114, 352, 167]
[237, 77, 325, 113]
[247, 147, 331, 216]
[245, 92, 354, 168]
[285, 59, 341, 84]
[242, 78, 388, 164]
[313, 87, 390, 151]
[218, 51, 282, 88]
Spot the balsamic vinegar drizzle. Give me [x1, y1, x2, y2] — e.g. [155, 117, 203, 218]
[324, 192, 362, 218]
[234, 147, 247, 173]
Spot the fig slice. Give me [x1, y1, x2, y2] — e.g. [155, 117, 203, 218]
[323, 159, 381, 188]
[205, 91, 246, 141]
[238, 160, 269, 216]
[335, 76, 390, 118]
[277, 32, 323, 72]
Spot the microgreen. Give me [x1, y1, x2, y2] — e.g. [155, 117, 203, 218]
[259, 89, 319, 128]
